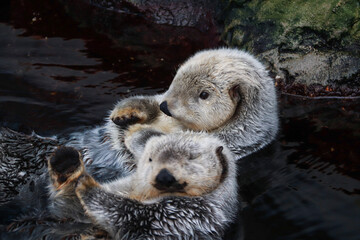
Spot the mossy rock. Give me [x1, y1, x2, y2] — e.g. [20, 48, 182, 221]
[221, 0, 360, 96]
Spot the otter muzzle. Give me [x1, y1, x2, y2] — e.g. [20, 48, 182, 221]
[155, 168, 176, 187]
[160, 101, 172, 117]
[154, 168, 187, 192]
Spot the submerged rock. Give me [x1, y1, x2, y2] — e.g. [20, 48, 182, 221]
[221, 0, 360, 96]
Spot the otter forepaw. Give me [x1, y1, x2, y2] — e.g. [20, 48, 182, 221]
[110, 107, 147, 127]
[110, 98, 160, 128]
[49, 147, 84, 190]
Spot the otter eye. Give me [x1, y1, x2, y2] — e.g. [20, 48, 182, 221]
[149, 158, 152, 162]
[189, 152, 200, 160]
[199, 91, 209, 100]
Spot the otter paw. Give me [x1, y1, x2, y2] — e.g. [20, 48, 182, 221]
[110, 107, 147, 127]
[50, 147, 81, 175]
[49, 147, 84, 189]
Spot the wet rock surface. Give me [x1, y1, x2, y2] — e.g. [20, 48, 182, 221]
[68, 0, 219, 30]
[221, 0, 360, 96]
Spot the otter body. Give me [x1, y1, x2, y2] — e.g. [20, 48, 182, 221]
[7, 132, 237, 239]
[73, 132, 238, 239]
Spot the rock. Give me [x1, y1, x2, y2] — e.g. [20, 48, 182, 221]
[82, 0, 218, 31]
[221, 0, 360, 96]
[56, 0, 221, 83]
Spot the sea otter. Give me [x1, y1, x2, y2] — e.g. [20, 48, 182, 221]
[5, 132, 238, 239]
[111, 48, 278, 158]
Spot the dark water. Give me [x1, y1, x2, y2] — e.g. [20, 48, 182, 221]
[0, 0, 359, 239]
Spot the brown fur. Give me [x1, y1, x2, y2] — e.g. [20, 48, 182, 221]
[75, 175, 100, 198]
[48, 155, 85, 192]
[110, 107, 148, 125]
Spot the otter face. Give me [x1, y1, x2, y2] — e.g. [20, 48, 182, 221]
[159, 52, 247, 131]
[133, 134, 228, 200]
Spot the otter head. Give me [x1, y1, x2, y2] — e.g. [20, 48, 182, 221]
[160, 48, 264, 131]
[132, 133, 230, 201]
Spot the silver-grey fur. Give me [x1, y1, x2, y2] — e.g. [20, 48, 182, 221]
[111, 48, 279, 159]
[75, 132, 238, 240]
[164, 48, 278, 157]
[8, 131, 237, 239]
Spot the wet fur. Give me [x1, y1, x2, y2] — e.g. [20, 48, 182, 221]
[111, 48, 278, 159]
[52, 132, 238, 239]
[1, 131, 238, 239]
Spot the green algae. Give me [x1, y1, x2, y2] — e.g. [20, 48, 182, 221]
[222, 0, 360, 51]
[220, 0, 360, 92]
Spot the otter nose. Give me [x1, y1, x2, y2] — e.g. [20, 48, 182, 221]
[155, 168, 176, 187]
[159, 101, 172, 117]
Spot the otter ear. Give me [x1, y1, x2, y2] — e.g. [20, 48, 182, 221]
[215, 146, 228, 183]
[229, 85, 241, 102]
[216, 146, 223, 155]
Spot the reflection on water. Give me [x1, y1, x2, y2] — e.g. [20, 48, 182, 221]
[0, 0, 359, 239]
[228, 97, 360, 240]
[0, 0, 219, 135]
